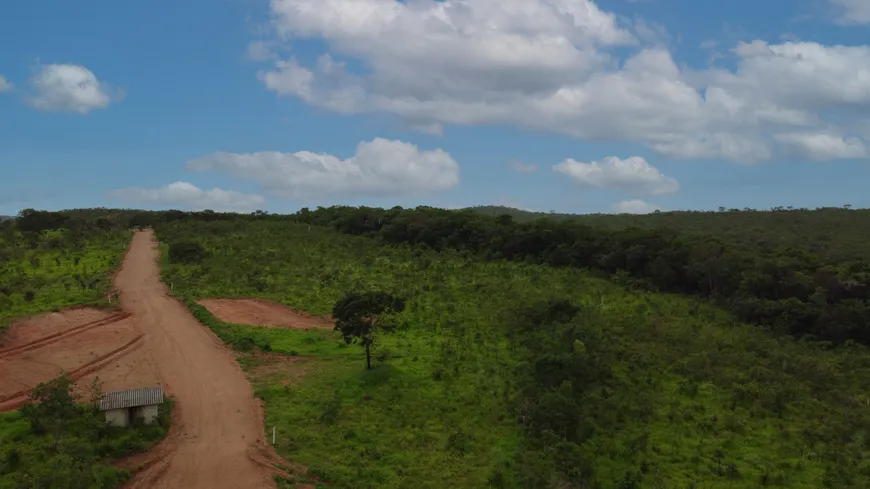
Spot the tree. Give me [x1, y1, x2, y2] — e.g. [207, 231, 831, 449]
[20, 373, 80, 450]
[332, 291, 405, 369]
[168, 241, 207, 264]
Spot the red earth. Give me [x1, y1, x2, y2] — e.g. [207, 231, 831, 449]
[197, 298, 333, 330]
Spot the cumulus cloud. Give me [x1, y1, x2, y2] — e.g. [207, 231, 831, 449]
[108, 182, 265, 212]
[774, 132, 867, 161]
[28, 64, 121, 114]
[0, 76, 12, 92]
[611, 199, 661, 214]
[186, 138, 460, 198]
[831, 0, 870, 24]
[255, 0, 870, 164]
[509, 160, 539, 173]
[553, 156, 679, 196]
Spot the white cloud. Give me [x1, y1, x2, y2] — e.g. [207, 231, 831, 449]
[28, 64, 120, 114]
[509, 160, 539, 173]
[553, 156, 679, 196]
[109, 182, 266, 212]
[0, 76, 12, 92]
[186, 138, 460, 198]
[775, 132, 867, 160]
[246, 41, 276, 61]
[831, 0, 870, 24]
[255, 0, 870, 164]
[611, 199, 661, 214]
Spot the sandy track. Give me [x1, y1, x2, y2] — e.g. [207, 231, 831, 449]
[117, 230, 278, 489]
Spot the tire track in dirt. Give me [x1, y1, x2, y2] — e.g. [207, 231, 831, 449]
[117, 230, 278, 489]
[0, 312, 132, 360]
[0, 333, 144, 411]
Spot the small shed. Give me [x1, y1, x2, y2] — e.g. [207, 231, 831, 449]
[99, 386, 163, 427]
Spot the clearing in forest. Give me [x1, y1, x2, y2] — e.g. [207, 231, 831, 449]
[0, 308, 157, 411]
[197, 298, 333, 330]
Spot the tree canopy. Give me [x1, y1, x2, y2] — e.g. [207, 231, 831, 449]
[332, 291, 405, 369]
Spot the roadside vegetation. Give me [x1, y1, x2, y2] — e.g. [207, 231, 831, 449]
[0, 209, 130, 328]
[154, 216, 870, 489]
[0, 375, 173, 489]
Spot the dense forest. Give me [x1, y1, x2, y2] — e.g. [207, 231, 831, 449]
[470, 205, 870, 260]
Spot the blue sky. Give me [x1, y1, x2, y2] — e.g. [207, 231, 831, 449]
[1, 0, 868, 216]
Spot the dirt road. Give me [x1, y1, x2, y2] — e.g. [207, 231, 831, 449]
[117, 230, 277, 489]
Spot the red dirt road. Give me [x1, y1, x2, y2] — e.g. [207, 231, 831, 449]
[117, 230, 278, 489]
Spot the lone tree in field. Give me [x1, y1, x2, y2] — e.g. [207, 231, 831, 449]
[332, 291, 405, 370]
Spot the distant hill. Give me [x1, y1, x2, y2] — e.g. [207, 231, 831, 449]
[464, 204, 870, 260]
[0, 216, 13, 222]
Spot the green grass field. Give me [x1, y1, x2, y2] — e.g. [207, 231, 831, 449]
[157, 220, 870, 489]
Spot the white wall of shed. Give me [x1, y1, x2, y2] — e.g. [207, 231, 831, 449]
[136, 404, 159, 424]
[105, 409, 129, 427]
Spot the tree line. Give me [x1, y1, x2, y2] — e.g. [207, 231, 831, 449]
[291, 205, 870, 347]
[11, 205, 870, 347]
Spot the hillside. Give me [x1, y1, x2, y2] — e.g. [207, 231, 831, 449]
[153, 216, 870, 488]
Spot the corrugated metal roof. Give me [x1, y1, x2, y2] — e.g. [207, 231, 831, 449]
[99, 386, 163, 411]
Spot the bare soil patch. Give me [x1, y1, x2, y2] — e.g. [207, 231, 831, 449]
[198, 298, 333, 330]
[0, 309, 159, 410]
[0, 308, 114, 349]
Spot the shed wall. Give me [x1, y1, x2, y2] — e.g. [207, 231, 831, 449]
[105, 408, 130, 427]
[137, 404, 159, 424]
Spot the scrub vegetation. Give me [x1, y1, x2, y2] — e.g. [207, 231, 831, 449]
[5, 206, 870, 488]
[0, 209, 129, 328]
[149, 208, 870, 489]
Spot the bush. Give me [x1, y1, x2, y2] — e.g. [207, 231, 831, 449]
[168, 241, 207, 264]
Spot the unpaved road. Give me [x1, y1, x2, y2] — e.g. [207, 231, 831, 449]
[117, 230, 277, 489]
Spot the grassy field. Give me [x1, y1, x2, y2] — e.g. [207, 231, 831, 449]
[157, 219, 870, 489]
[0, 226, 130, 327]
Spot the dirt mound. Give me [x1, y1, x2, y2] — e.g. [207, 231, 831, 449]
[198, 298, 333, 330]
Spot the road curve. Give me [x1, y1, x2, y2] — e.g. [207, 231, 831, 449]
[117, 230, 276, 489]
